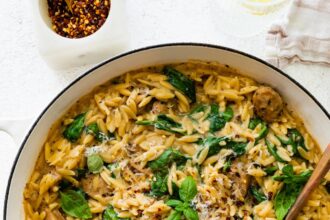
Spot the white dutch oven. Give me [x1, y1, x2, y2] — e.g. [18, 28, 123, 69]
[3, 43, 330, 219]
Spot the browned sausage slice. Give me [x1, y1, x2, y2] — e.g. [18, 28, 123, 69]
[228, 158, 250, 201]
[252, 86, 283, 122]
[151, 101, 168, 114]
[81, 174, 110, 197]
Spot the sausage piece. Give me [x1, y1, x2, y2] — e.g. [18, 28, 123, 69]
[151, 101, 168, 114]
[81, 174, 110, 197]
[252, 86, 283, 122]
[228, 159, 250, 201]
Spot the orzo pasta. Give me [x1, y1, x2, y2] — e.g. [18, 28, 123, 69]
[24, 61, 330, 220]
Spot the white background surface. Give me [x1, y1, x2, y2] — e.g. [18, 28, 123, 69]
[0, 0, 329, 217]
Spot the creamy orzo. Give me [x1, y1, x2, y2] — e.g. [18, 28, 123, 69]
[24, 61, 330, 220]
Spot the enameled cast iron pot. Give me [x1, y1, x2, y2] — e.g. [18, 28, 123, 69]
[4, 43, 330, 219]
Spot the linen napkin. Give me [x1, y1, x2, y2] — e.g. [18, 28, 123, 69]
[265, 0, 330, 68]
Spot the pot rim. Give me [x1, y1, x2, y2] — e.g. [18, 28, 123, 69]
[4, 42, 330, 219]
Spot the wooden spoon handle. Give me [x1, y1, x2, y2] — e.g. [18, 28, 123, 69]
[286, 144, 330, 220]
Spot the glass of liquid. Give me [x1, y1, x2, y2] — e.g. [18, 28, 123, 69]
[210, 0, 291, 37]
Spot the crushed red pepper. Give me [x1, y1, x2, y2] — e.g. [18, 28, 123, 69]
[47, 0, 110, 38]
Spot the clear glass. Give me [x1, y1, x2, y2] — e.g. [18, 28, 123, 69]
[210, 0, 291, 37]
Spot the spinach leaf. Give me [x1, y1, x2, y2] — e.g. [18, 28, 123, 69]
[248, 118, 268, 142]
[221, 106, 234, 122]
[198, 136, 228, 157]
[63, 113, 86, 142]
[170, 181, 181, 200]
[226, 141, 248, 156]
[58, 182, 86, 197]
[257, 122, 268, 141]
[148, 148, 188, 175]
[86, 122, 99, 134]
[76, 188, 87, 198]
[60, 190, 92, 219]
[167, 210, 182, 220]
[274, 183, 302, 220]
[264, 166, 277, 176]
[208, 104, 225, 133]
[174, 202, 188, 212]
[148, 149, 188, 197]
[179, 176, 198, 202]
[58, 181, 86, 196]
[278, 128, 308, 157]
[99, 132, 115, 142]
[103, 206, 130, 220]
[273, 165, 312, 184]
[266, 140, 286, 163]
[150, 173, 169, 197]
[136, 114, 185, 135]
[107, 162, 119, 171]
[103, 206, 118, 220]
[76, 168, 87, 180]
[183, 207, 199, 220]
[198, 137, 246, 158]
[135, 120, 154, 126]
[189, 104, 207, 116]
[107, 163, 119, 178]
[190, 104, 233, 133]
[248, 118, 263, 130]
[164, 66, 196, 103]
[58, 179, 72, 191]
[223, 158, 232, 172]
[166, 199, 184, 208]
[288, 128, 308, 151]
[250, 186, 267, 203]
[166, 176, 199, 220]
[282, 164, 294, 175]
[207, 105, 233, 133]
[273, 165, 311, 219]
[87, 154, 104, 174]
[155, 115, 184, 134]
[86, 123, 114, 142]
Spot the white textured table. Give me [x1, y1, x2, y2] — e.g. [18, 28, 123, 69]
[0, 0, 329, 217]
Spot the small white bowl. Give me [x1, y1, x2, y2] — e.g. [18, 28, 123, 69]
[31, 0, 129, 69]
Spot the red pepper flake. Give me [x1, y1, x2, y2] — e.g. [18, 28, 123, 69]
[268, 191, 273, 200]
[47, 0, 110, 38]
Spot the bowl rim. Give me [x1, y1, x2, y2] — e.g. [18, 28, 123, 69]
[4, 42, 330, 219]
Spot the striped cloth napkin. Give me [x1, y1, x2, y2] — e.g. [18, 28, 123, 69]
[265, 0, 330, 68]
